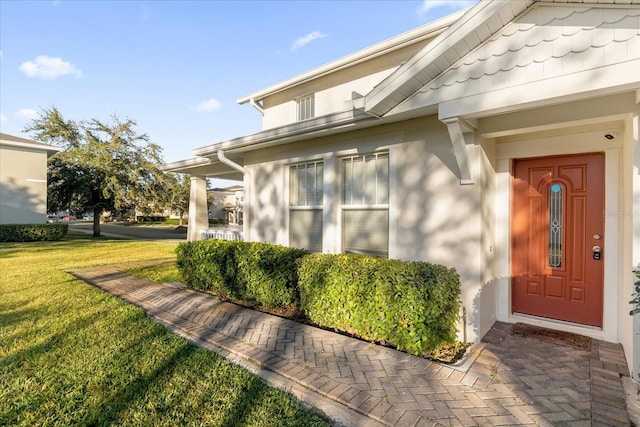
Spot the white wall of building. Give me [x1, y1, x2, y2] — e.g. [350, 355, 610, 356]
[0, 146, 48, 224]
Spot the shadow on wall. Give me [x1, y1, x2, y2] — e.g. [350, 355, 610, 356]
[0, 177, 45, 224]
[252, 166, 281, 243]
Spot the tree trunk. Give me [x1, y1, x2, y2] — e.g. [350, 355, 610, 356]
[93, 210, 101, 237]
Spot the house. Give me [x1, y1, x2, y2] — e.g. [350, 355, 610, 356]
[208, 185, 244, 224]
[163, 0, 640, 378]
[0, 133, 60, 224]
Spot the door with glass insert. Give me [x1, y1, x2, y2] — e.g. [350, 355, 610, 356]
[511, 153, 604, 327]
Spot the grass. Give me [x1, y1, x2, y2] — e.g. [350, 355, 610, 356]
[0, 231, 330, 426]
[123, 262, 184, 284]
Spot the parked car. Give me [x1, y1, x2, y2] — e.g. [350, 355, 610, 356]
[46, 215, 62, 223]
[62, 215, 76, 221]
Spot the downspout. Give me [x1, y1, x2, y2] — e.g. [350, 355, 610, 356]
[249, 98, 264, 116]
[217, 149, 251, 241]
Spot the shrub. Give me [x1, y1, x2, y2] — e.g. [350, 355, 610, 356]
[176, 239, 242, 298]
[0, 223, 69, 242]
[298, 254, 461, 355]
[164, 218, 188, 225]
[176, 240, 308, 308]
[236, 242, 308, 308]
[136, 215, 166, 223]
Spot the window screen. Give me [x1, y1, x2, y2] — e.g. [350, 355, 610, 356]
[341, 152, 389, 257]
[289, 161, 323, 252]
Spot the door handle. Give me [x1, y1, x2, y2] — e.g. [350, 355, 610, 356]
[592, 245, 602, 260]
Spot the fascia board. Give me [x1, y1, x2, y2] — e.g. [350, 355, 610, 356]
[364, 0, 530, 118]
[0, 139, 61, 156]
[437, 60, 640, 120]
[160, 157, 213, 172]
[191, 109, 375, 157]
[236, 9, 466, 105]
[160, 157, 244, 179]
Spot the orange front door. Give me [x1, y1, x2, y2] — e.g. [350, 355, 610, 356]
[511, 154, 604, 327]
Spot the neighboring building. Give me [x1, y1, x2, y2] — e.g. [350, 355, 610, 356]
[208, 185, 244, 224]
[0, 133, 60, 224]
[163, 0, 640, 378]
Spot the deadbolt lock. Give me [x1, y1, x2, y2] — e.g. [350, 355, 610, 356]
[592, 245, 602, 260]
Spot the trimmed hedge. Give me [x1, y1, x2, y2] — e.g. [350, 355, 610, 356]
[176, 240, 309, 309]
[176, 241, 461, 356]
[298, 254, 460, 355]
[0, 223, 69, 242]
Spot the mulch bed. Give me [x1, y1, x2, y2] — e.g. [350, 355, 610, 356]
[511, 322, 591, 350]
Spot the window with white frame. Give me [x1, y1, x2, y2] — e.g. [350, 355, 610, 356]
[289, 161, 323, 252]
[341, 152, 389, 257]
[296, 94, 315, 122]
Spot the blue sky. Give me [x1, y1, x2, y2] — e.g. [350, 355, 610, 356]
[1, 0, 474, 169]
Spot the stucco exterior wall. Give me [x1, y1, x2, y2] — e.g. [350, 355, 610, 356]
[262, 68, 395, 130]
[0, 146, 48, 224]
[244, 115, 490, 342]
[261, 39, 440, 130]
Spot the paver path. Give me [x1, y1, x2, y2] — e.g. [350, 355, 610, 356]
[70, 264, 632, 426]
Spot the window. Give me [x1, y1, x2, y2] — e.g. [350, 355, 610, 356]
[341, 153, 389, 257]
[548, 183, 563, 268]
[296, 94, 315, 121]
[289, 161, 323, 252]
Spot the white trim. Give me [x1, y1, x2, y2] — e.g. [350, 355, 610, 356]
[436, 61, 640, 121]
[442, 117, 475, 184]
[0, 138, 60, 155]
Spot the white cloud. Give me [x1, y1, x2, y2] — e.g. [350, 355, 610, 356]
[192, 98, 221, 113]
[291, 31, 327, 52]
[16, 109, 39, 120]
[418, 0, 477, 16]
[0, 113, 6, 122]
[19, 55, 83, 80]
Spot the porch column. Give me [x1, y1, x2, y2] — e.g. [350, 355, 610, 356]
[187, 175, 208, 241]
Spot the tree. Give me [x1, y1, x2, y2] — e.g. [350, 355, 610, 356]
[164, 173, 191, 226]
[26, 107, 165, 237]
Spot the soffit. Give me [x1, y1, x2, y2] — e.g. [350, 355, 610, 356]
[190, 109, 376, 157]
[160, 156, 244, 180]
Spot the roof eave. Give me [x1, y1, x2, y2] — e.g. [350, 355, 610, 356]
[191, 109, 376, 157]
[236, 8, 467, 105]
[0, 139, 62, 156]
[364, 0, 533, 118]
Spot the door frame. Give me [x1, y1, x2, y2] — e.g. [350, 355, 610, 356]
[492, 123, 624, 343]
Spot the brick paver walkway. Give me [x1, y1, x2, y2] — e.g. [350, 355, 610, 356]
[70, 264, 632, 426]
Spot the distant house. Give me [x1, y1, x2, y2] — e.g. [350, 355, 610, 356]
[164, 0, 640, 378]
[0, 133, 60, 224]
[208, 185, 244, 224]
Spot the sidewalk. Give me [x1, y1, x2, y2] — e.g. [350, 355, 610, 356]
[70, 264, 633, 426]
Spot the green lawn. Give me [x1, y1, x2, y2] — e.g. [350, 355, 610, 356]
[0, 231, 329, 426]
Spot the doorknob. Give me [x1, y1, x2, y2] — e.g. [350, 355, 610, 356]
[592, 245, 602, 260]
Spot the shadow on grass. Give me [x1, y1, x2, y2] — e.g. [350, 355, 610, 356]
[0, 309, 103, 370]
[79, 332, 197, 425]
